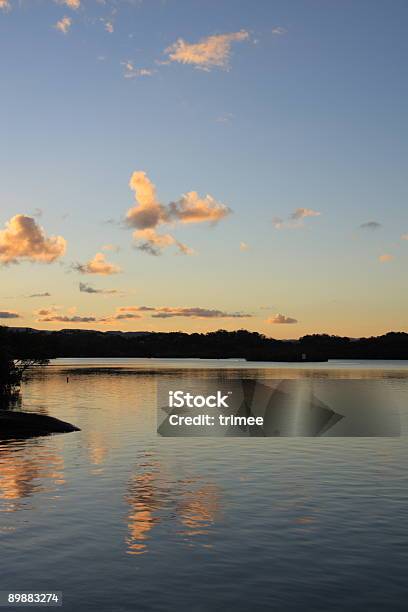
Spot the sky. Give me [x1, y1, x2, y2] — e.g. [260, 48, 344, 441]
[0, 0, 407, 338]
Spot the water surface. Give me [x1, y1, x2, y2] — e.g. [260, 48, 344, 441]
[1, 359, 408, 611]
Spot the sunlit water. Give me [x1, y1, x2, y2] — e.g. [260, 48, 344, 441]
[1, 359, 408, 611]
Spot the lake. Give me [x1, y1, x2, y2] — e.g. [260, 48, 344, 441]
[1, 359, 408, 611]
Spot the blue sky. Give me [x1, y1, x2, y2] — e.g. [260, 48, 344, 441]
[0, 0, 407, 336]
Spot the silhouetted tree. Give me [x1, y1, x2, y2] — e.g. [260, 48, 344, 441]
[0, 327, 49, 406]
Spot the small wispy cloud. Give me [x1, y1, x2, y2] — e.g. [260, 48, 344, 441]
[164, 30, 250, 71]
[79, 282, 118, 295]
[55, 16, 72, 34]
[59, 0, 80, 10]
[273, 208, 321, 229]
[73, 252, 121, 275]
[0, 310, 20, 319]
[359, 221, 382, 231]
[121, 61, 154, 79]
[102, 244, 120, 252]
[379, 254, 394, 263]
[134, 228, 194, 257]
[239, 242, 249, 251]
[272, 26, 288, 35]
[215, 112, 234, 124]
[266, 313, 298, 324]
[28, 292, 51, 298]
[401, 233, 408, 241]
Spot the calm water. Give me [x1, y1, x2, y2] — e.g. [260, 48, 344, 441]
[1, 359, 408, 612]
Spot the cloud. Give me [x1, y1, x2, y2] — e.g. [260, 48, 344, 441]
[239, 242, 249, 251]
[99, 306, 146, 323]
[379, 254, 394, 263]
[28, 292, 51, 298]
[0, 310, 19, 319]
[272, 26, 287, 35]
[55, 16, 72, 34]
[109, 313, 141, 320]
[117, 306, 155, 312]
[35, 305, 97, 323]
[121, 61, 154, 79]
[216, 112, 234, 124]
[101, 312, 142, 323]
[134, 228, 193, 256]
[266, 313, 298, 324]
[0, 0, 11, 11]
[73, 252, 121, 275]
[0, 215, 66, 264]
[59, 0, 80, 9]
[291, 208, 321, 220]
[401, 234, 408, 241]
[126, 171, 230, 255]
[38, 314, 97, 323]
[359, 221, 382, 230]
[79, 282, 118, 295]
[164, 30, 249, 71]
[102, 244, 119, 252]
[105, 21, 114, 33]
[150, 307, 252, 319]
[126, 171, 164, 230]
[35, 308, 56, 317]
[102, 305, 252, 321]
[273, 208, 321, 229]
[168, 192, 231, 224]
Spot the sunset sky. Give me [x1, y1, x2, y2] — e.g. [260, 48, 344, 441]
[1, 0, 407, 338]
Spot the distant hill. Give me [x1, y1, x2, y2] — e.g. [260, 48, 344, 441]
[1, 326, 408, 361]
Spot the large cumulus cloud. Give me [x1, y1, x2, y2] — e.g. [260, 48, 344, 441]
[126, 171, 231, 255]
[0, 215, 66, 264]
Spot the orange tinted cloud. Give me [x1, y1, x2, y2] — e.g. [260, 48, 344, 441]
[168, 192, 230, 224]
[165, 31, 249, 71]
[55, 16, 72, 34]
[127, 172, 165, 230]
[134, 228, 194, 256]
[0, 0, 10, 11]
[379, 254, 394, 263]
[266, 313, 298, 324]
[126, 171, 230, 255]
[60, 0, 80, 9]
[0, 215, 66, 264]
[74, 252, 121, 275]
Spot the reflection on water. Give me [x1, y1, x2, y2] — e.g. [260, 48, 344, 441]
[0, 359, 407, 611]
[177, 481, 221, 543]
[125, 453, 163, 555]
[125, 451, 222, 555]
[0, 440, 65, 513]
